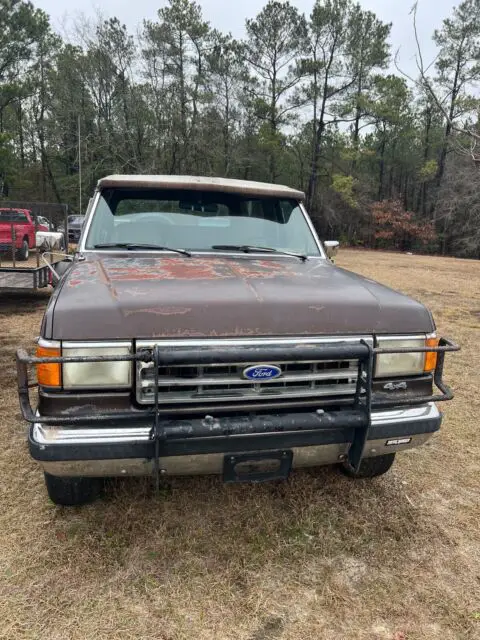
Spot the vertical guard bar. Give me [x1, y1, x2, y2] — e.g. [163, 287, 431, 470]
[347, 340, 374, 472]
[151, 345, 163, 492]
[353, 358, 363, 406]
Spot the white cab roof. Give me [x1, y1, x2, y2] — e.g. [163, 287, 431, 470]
[97, 175, 305, 200]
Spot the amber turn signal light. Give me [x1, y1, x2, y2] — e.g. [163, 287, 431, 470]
[36, 345, 61, 387]
[424, 337, 439, 373]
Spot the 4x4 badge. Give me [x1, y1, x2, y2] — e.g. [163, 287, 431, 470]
[383, 381, 407, 391]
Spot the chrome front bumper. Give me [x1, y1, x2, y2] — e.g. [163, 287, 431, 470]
[31, 404, 441, 478]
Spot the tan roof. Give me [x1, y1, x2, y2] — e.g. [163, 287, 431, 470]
[97, 175, 305, 200]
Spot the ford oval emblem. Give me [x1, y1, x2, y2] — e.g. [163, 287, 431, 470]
[243, 364, 282, 381]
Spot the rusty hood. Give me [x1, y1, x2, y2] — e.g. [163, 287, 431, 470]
[44, 254, 435, 340]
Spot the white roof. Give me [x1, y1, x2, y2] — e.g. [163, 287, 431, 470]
[97, 175, 305, 200]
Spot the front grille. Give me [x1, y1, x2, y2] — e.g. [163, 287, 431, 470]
[136, 339, 362, 406]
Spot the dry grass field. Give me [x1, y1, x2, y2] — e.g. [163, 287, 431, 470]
[0, 249, 478, 640]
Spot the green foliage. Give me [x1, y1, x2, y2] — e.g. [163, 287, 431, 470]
[0, 132, 14, 173]
[331, 174, 358, 208]
[419, 160, 438, 182]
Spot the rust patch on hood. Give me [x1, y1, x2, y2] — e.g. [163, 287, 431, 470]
[68, 256, 301, 286]
[67, 261, 100, 287]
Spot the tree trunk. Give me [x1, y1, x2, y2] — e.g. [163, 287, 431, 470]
[190, 43, 202, 174]
[351, 76, 362, 173]
[307, 119, 325, 210]
[17, 99, 25, 169]
[306, 63, 318, 211]
[307, 43, 336, 211]
[269, 57, 278, 182]
[436, 120, 451, 191]
[223, 77, 230, 175]
[420, 106, 432, 217]
[179, 31, 187, 173]
[378, 133, 386, 200]
[307, 66, 330, 210]
[403, 174, 409, 210]
[432, 52, 462, 214]
[388, 140, 396, 198]
[38, 49, 48, 200]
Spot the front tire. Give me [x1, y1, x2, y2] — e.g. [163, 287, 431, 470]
[44, 473, 102, 506]
[17, 238, 29, 261]
[340, 453, 396, 479]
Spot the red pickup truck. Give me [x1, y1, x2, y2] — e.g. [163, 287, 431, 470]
[0, 208, 48, 261]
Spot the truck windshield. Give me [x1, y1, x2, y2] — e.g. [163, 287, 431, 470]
[84, 189, 321, 256]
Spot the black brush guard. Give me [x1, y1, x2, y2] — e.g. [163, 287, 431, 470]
[16, 338, 459, 485]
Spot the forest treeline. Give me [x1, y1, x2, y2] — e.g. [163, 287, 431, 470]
[1, 0, 480, 256]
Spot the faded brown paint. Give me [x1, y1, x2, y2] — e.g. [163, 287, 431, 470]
[123, 307, 192, 317]
[45, 253, 435, 340]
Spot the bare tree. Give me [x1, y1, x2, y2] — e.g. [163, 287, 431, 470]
[396, 1, 480, 161]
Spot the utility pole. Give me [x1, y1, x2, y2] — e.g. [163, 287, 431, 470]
[78, 114, 82, 214]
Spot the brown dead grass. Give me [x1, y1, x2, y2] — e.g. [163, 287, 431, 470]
[0, 249, 478, 640]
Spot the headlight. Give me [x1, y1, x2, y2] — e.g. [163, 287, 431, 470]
[62, 342, 132, 389]
[375, 336, 431, 378]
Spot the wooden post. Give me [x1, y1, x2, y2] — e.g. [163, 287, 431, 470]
[11, 224, 16, 268]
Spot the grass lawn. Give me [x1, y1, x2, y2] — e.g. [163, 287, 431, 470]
[0, 249, 478, 640]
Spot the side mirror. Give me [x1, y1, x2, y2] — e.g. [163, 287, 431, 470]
[324, 240, 340, 260]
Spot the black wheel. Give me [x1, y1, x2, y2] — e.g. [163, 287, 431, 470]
[17, 238, 29, 261]
[44, 473, 103, 506]
[340, 453, 396, 479]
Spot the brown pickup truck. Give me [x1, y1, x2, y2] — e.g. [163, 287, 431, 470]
[16, 176, 458, 505]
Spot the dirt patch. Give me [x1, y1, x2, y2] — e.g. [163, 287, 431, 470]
[0, 250, 478, 640]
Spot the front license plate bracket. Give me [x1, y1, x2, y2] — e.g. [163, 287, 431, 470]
[223, 450, 293, 484]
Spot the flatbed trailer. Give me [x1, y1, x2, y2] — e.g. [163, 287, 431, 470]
[0, 260, 63, 290]
[0, 201, 68, 292]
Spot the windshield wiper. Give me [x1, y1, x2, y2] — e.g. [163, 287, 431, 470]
[93, 243, 192, 257]
[211, 244, 307, 262]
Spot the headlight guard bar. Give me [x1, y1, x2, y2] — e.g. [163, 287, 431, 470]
[16, 337, 459, 477]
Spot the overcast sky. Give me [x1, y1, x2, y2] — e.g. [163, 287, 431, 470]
[34, 0, 462, 76]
